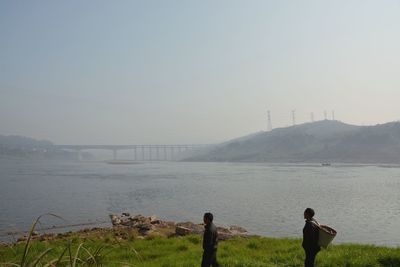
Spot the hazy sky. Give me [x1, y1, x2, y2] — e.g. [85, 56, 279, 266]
[1, 0, 400, 144]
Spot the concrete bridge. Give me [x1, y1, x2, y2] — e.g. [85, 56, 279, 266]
[55, 144, 211, 161]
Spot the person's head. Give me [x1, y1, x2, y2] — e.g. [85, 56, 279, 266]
[304, 208, 315, 220]
[203, 212, 213, 225]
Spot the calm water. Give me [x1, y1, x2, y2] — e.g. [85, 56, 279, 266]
[1, 159, 400, 246]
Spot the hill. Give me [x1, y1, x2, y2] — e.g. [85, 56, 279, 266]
[0, 135, 90, 160]
[185, 120, 400, 163]
[0, 135, 53, 149]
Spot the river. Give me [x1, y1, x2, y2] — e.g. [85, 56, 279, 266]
[1, 159, 399, 246]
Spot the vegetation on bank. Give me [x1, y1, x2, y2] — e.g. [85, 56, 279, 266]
[187, 120, 400, 163]
[1, 227, 400, 267]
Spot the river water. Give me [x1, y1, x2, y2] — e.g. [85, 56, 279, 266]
[1, 159, 400, 246]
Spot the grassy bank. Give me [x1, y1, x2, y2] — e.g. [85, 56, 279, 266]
[1, 228, 400, 267]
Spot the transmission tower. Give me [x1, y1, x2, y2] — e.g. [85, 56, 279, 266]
[332, 110, 335, 120]
[310, 112, 314, 122]
[291, 110, 296, 125]
[267, 110, 272, 131]
[324, 110, 328, 120]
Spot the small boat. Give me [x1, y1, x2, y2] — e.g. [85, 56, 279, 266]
[321, 163, 331, 166]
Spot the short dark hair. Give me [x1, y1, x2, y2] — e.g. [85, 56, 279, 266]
[204, 212, 213, 222]
[304, 208, 315, 218]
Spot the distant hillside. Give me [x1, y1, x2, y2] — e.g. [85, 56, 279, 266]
[185, 120, 400, 164]
[0, 135, 53, 149]
[0, 135, 90, 160]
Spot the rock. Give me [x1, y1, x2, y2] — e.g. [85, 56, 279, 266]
[175, 226, 192, 236]
[130, 214, 147, 222]
[120, 218, 132, 227]
[150, 215, 160, 224]
[229, 225, 247, 233]
[137, 223, 152, 231]
[176, 222, 204, 236]
[109, 213, 250, 240]
[216, 227, 234, 240]
[111, 213, 158, 230]
[110, 214, 122, 226]
[38, 233, 55, 241]
[217, 227, 231, 234]
[17, 236, 27, 242]
[166, 221, 176, 227]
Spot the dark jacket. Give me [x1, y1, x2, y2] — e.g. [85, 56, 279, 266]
[203, 222, 218, 252]
[302, 219, 320, 251]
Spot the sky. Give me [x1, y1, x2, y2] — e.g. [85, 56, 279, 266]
[1, 0, 400, 145]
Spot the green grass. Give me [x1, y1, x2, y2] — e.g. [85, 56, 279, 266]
[1, 232, 400, 267]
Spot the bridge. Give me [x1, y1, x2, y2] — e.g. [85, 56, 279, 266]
[55, 144, 212, 161]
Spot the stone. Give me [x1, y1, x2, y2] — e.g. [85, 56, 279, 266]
[137, 223, 152, 231]
[175, 225, 192, 236]
[17, 236, 27, 242]
[110, 214, 121, 226]
[40, 233, 56, 241]
[108, 213, 251, 240]
[120, 218, 132, 227]
[130, 214, 146, 221]
[229, 225, 247, 233]
[166, 221, 176, 227]
[175, 222, 204, 236]
[149, 215, 161, 224]
[217, 227, 231, 234]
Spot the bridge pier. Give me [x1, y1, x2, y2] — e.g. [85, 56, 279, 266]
[149, 146, 153, 161]
[76, 149, 82, 161]
[112, 149, 118, 160]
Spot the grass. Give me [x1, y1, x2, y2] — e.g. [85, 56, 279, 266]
[1, 230, 400, 267]
[1, 215, 400, 267]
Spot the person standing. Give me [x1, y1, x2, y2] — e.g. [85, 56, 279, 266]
[202, 212, 220, 267]
[302, 208, 321, 267]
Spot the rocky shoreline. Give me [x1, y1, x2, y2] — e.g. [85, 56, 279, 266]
[110, 213, 251, 240]
[11, 213, 252, 244]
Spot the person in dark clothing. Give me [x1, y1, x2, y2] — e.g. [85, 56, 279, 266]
[202, 212, 219, 267]
[302, 208, 321, 267]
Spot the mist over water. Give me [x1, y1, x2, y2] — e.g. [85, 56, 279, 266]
[1, 159, 400, 246]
